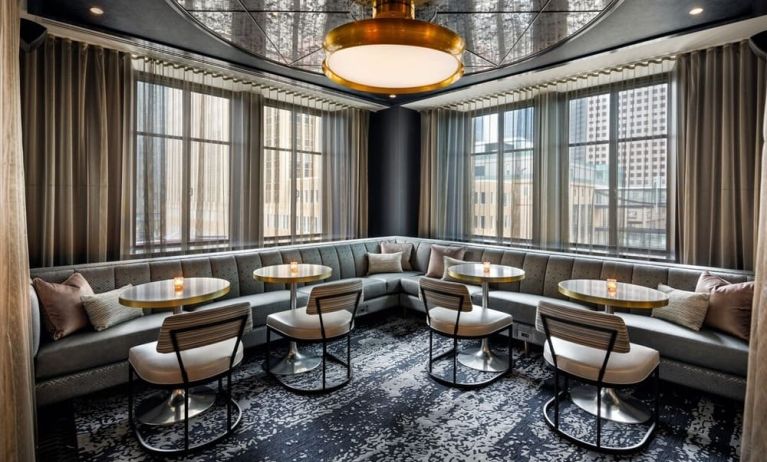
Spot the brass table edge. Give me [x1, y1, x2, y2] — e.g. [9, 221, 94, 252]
[557, 282, 668, 309]
[447, 266, 526, 285]
[119, 283, 231, 309]
[253, 265, 333, 284]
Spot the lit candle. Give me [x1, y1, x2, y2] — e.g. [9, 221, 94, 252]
[173, 276, 184, 292]
[606, 278, 618, 294]
[290, 261, 299, 273]
[483, 261, 491, 273]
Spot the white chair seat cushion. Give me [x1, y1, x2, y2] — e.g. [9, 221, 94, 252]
[428, 305, 512, 337]
[543, 337, 659, 385]
[267, 307, 353, 340]
[129, 338, 243, 385]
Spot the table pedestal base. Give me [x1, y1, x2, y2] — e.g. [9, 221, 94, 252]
[266, 341, 322, 375]
[137, 387, 215, 426]
[570, 385, 651, 424]
[458, 338, 509, 372]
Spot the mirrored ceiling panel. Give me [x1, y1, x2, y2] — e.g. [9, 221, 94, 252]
[174, 0, 617, 75]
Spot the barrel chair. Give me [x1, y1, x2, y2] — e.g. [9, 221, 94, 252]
[536, 300, 660, 454]
[419, 277, 513, 389]
[265, 279, 364, 393]
[128, 303, 252, 454]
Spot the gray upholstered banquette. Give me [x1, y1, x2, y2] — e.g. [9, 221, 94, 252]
[29, 237, 751, 405]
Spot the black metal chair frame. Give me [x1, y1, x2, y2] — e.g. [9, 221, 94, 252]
[128, 313, 249, 455]
[265, 289, 363, 394]
[539, 313, 660, 454]
[420, 285, 513, 389]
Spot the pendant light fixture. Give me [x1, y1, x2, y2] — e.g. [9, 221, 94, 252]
[323, 0, 465, 95]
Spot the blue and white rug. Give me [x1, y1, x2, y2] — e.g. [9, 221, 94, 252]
[74, 313, 742, 461]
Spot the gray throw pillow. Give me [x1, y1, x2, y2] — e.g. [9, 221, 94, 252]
[425, 245, 467, 278]
[367, 252, 403, 275]
[381, 242, 414, 271]
[442, 256, 470, 283]
[652, 284, 709, 331]
[81, 285, 142, 331]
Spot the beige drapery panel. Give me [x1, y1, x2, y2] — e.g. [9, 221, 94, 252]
[229, 91, 264, 249]
[742, 78, 767, 462]
[322, 107, 369, 240]
[0, 1, 36, 460]
[21, 37, 132, 267]
[675, 41, 765, 270]
[418, 109, 470, 240]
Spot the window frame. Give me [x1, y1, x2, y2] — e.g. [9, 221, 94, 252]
[262, 100, 323, 246]
[132, 73, 233, 255]
[469, 102, 535, 246]
[564, 74, 672, 259]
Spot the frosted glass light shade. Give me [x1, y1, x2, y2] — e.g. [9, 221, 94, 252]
[325, 45, 462, 91]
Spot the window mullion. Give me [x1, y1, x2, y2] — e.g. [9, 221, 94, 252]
[290, 110, 298, 243]
[496, 110, 504, 243]
[181, 88, 192, 249]
[608, 89, 619, 253]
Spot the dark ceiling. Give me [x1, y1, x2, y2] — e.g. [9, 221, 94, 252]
[26, 0, 767, 106]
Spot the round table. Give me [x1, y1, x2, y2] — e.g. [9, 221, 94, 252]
[254, 263, 332, 375]
[557, 279, 668, 425]
[119, 277, 231, 426]
[447, 263, 525, 372]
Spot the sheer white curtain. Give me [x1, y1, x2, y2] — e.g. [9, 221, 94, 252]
[128, 58, 253, 256]
[322, 106, 369, 240]
[419, 108, 471, 240]
[420, 59, 675, 259]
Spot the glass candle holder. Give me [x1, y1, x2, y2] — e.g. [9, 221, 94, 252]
[173, 277, 184, 292]
[606, 278, 618, 294]
[483, 261, 491, 273]
[290, 261, 299, 273]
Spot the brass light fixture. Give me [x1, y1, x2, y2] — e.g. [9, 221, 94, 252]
[323, 0, 465, 95]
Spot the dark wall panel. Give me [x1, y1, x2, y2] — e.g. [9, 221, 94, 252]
[368, 106, 421, 237]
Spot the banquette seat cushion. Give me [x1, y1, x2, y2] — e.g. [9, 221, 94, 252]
[200, 290, 309, 326]
[475, 291, 590, 326]
[617, 313, 749, 377]
[35, 312, 171, 380]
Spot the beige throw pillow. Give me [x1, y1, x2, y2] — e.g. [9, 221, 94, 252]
[652, 284, 710, 331]
[425, 245, 466, 278]
[367, 252, 403, 275]
[381, 242, 414, 271]
[695, 272, 754, 341]
[82, 285, 141, 331]
[442, 256, 470, 282]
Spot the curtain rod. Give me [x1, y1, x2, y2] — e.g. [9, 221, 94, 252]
[24, 14, 385, 111]
[444, 55, 676, 110]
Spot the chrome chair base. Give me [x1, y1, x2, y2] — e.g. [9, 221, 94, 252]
[265, 327, 353, 394]
[428, 329, 513, 389]
[136, 387, 216, 426]
[132, 398, 242, 455]
[542, 368, 660, 454]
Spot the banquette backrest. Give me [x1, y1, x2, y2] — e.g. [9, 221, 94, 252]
[29, 240, 385, 299]
[395, 238, 752, 301]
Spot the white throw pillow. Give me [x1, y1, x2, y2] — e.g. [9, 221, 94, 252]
[81, 285, 142, 331]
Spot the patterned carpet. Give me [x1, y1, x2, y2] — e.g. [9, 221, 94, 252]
[73, 312, 743, 461]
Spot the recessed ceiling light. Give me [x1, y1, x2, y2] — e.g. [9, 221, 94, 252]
[689, 7, 703, 15]
[389, 94, 396, 99]
[89, 6, 104, 15]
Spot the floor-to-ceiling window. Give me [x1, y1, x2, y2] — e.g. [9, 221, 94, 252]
[470, 106, 534, 244]
[263, 105, 322, 244]
[567, 78, 669, 257]
[134, 79, 231, 253]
